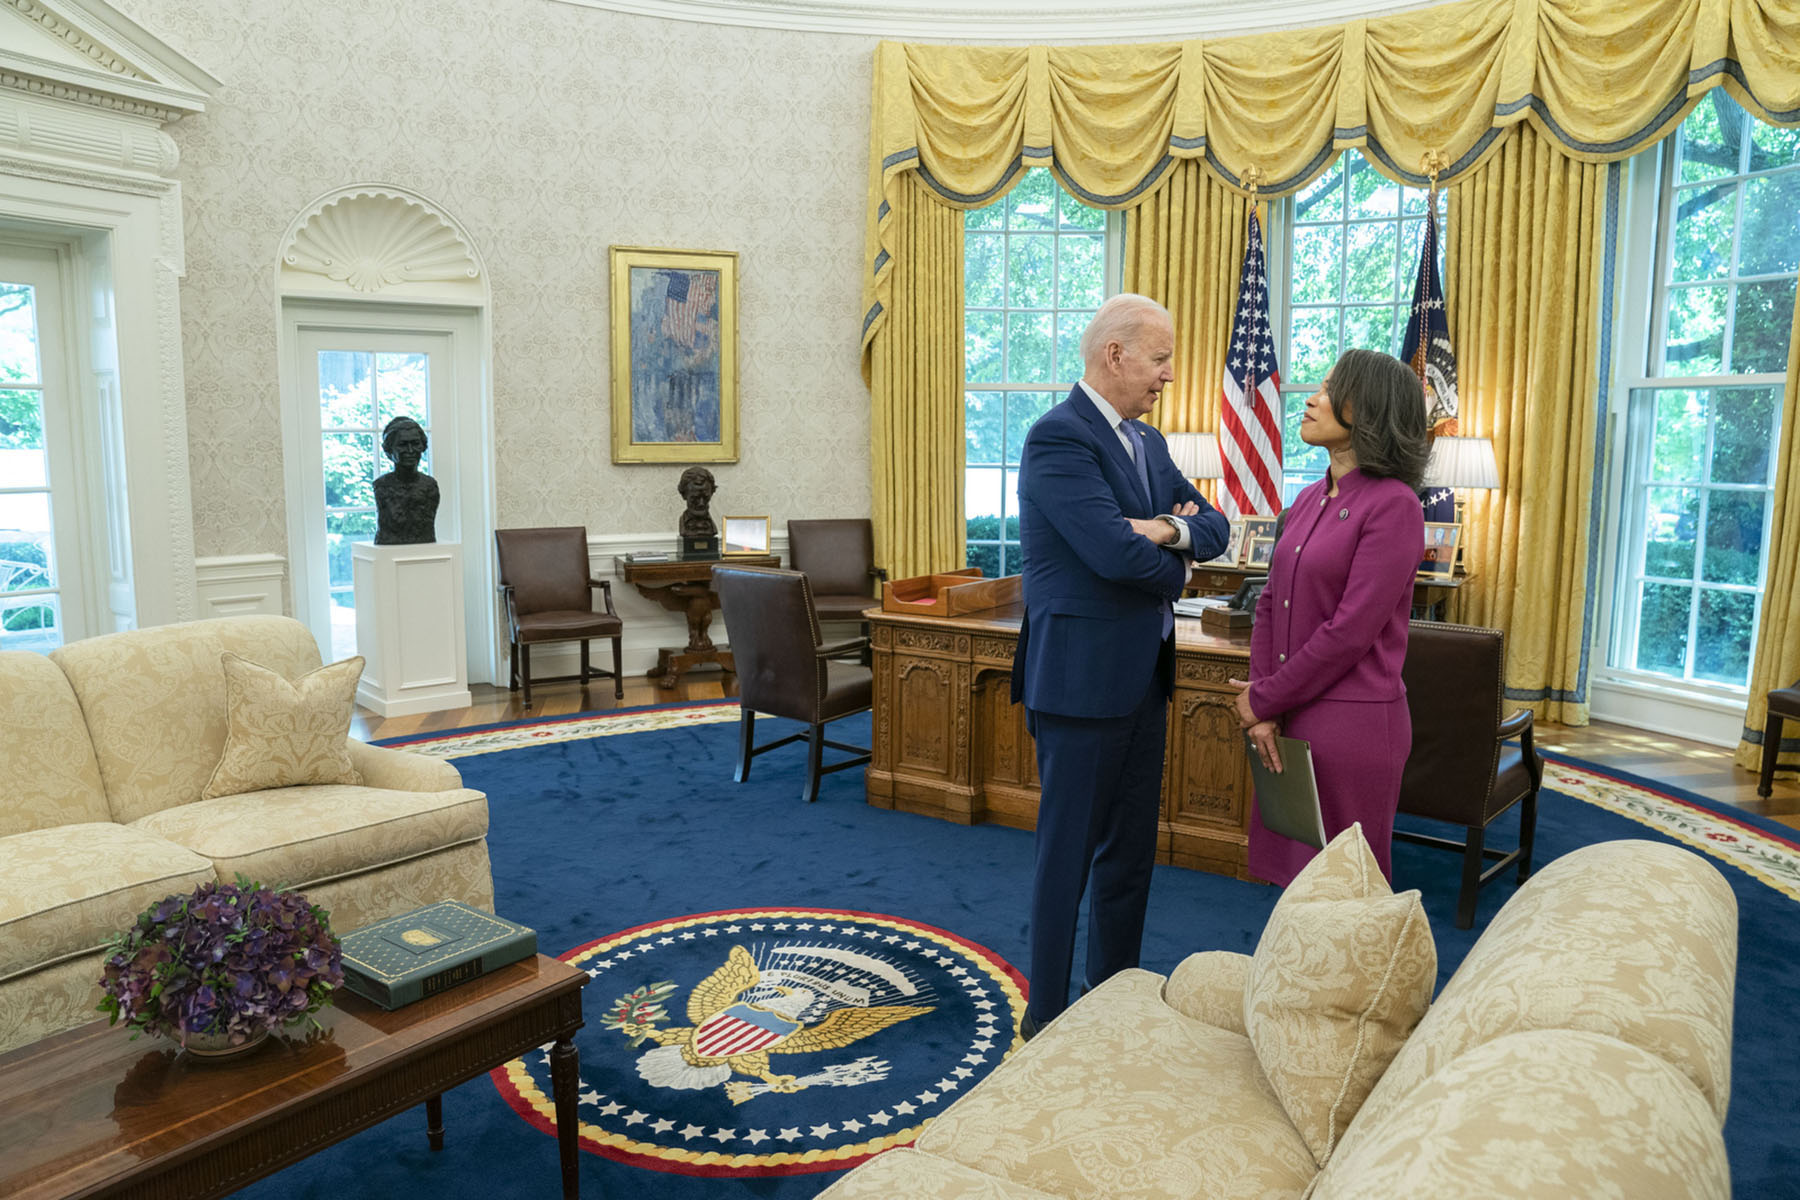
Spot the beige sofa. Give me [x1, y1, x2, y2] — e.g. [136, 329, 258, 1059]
[820, 831, 1737, 1200]
[0, 615, 494, 1054]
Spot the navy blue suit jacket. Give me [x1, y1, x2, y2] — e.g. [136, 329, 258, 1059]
[1011, 385, 1230, 719]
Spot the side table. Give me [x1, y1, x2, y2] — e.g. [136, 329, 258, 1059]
[615, 553, 780, 688]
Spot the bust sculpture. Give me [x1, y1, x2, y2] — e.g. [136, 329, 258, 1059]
[373, 416, 439, 545]
[677, 465, 717, 540]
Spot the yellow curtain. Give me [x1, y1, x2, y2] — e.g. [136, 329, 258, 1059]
[1734, 289, 1800, 779]
[868, 173, 965, 581]
[1444, 126, 1609, 725]
[1121, 160, 1251, 441]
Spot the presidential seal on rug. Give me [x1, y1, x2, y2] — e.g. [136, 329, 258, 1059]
[491, 906, 1025, 1178]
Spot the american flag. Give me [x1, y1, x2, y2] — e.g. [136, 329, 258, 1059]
[1219, 210, 1283, 519]
[661, 270, 718, 349]
[1401, 204, 1459, 523]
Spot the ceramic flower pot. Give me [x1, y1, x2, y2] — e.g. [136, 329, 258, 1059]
[179, 1027, 271, 1060]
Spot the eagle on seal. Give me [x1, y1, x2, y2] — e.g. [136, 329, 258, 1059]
[618, 945, 930, 1104]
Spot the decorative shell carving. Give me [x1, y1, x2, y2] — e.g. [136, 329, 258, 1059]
[282, 190, 480, 293]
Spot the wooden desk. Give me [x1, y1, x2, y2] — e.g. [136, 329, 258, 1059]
[867, 603, 1259, 879]
[615, 553, 780, 688]
[0, 955, 587, 1199]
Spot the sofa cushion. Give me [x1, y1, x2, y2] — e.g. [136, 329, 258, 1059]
[1307, 1031, 1730, 1200]
[0, 651, 110, 837]
[202, 653, 364, 800]
[1163, 950, 1251, 1035]
[51, 616, 324, 824]
[917, 968, 1315, 1199]
[130, 784, 488, 893]
[1244, 823, 1436, 1168]
[0, 823, 216, 979]
[815, 1148, 1064, 1199]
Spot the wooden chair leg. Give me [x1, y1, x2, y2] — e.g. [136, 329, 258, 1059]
[1517, 785, 1539, 883]
[1759, 712, 1785, 798]
[508, 639, 520, 692]
[579, 639, 591, 690]
[1455, 825, 1485, 930]
[804, 723, 825, 804]
[611, 637, 623, 699]
[735, 710, 755, 783]
[520, 644, 533, 708]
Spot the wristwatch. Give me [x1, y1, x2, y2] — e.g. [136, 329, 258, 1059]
[1154, 514, 1183, 542]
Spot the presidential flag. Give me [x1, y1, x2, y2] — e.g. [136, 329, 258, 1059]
[1402, 205, 1458, 524]
[1219, 209, 1284, 519]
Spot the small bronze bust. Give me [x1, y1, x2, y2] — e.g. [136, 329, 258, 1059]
[677, 466, 717, 541]
[373, 416, 439, 545]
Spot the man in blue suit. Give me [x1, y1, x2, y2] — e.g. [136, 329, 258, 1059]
[1010, 293, 1230, 1038]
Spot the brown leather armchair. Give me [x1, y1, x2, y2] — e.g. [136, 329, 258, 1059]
[786, 519, 887, 625]
[1392, 621, 1542, 929]
[712, 565, 872, 803]
[494, 526, 623, 708]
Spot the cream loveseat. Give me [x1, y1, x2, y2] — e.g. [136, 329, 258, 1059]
[0, 615, 494, 1053]
[821, 827, 1737, 1200]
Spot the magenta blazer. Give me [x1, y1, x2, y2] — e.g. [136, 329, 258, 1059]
[1247, 469, 1424, 721]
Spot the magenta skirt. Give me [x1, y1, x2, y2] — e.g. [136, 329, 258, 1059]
[1247, 694, 1411, 888]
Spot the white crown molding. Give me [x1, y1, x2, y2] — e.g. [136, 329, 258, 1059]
[0, 91, 180, 187]
[0, 0, 215, 119]
[279, 185, 485, 300]
[543, 0, 1442, 41]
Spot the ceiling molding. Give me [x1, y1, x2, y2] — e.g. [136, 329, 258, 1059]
[0, 0, 215, 120]
[542, 0, 1443, 41]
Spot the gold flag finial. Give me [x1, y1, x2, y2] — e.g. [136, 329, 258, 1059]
[1241, 165, 1265, 196]
[1420, 149, 1449, 185]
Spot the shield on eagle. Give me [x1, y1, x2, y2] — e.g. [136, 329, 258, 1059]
[693, 1003, 800, 1058]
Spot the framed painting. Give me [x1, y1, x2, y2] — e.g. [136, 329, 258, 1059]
[722, 515, 770, 556]
[609, 246, 739, 464]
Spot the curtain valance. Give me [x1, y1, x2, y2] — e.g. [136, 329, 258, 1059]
[862, 0, 1800, 366]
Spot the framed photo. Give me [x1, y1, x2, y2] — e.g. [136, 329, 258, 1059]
[609, 245, 739, 464]
[1246, 536, 1277, 569]
[1419, 521, 1462, 579]
[721, 515, 770, 556]
[1240, 515, 1279, 564]
[1205, 519, 1246, 566]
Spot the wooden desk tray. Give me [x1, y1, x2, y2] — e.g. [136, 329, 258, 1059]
[882, 569, 1022, 616]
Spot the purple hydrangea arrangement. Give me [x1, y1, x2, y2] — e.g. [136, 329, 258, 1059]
[98, 874, 343, 1048]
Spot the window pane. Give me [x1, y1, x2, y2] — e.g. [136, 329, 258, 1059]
[0, 491, 54, 589]
[965, 541, 1001, 578]
[1748, 121, 1800, 171]
[1004, 468, 1020, 535]
[0, 592, 59, 653]
[1294, 160, 1345, 222]
[1694, 589, 1755, 685]
[1701, 491, 1764, 585]
[1649, 390, 1705, 482]
[1348, 158, 1400, 220]
[0, 283, 39, 383]
[1006, 311, 1054, 384]
[1663, 285, 1726, 375]
[965, 204, 1003, 232]
[1710, 387, 1778, 484]
[1290, 226, 1343, 304]
[319, 350, 373, 428]
[376, 353, 429, 425]
[1668, 183, 1735, 282]
[965, 310, 1003, 383]
[1005, 391, 1056, 463]
[1737, 171, 1800, 277]
[1055, 311, 1091, 383]
[1283, 391, 1329, 490]
[1635, 582, 1691, 675]
[1006, 234, 1054, 309]
[1288, 308, 1340, 384]
[1343, 306, 1397, 358]
[323, 433, 377, 509]
[0, 389, 46, 487]
[964, 391, 1004, 465]
[1675, 95, 1738, 183]
[965, 232, 1004, 307]
[1643, 486, 1699, 578]
[326, 510, 376, 590]
[1004, 542, 1023, 575]
[1729, 276, 1796, 373]
[1058, 189, 1104, 231]
[1007, 170, 1056, 231]
[965, 466, 1003, 524]
[1057, 235, 1104, 308]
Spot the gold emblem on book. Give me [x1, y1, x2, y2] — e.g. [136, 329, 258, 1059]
[402, 928, 443, 947]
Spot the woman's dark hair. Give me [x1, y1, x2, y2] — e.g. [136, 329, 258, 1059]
[1326, 348, 1429, 489]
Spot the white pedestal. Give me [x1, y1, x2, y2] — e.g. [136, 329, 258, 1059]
[352, 541, 472, 718]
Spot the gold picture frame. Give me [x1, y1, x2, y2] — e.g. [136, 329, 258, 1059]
[721, 515, 770, 556]
[1239, 515, 1279, 565]
[1419, 521, 1462, 579]
[609, 245, 739, 464]
[1246, 536, 1277, 569]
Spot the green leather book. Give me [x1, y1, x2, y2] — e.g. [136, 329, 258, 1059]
[340, 901, 537, 1010]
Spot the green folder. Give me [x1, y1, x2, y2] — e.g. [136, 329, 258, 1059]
[1244, 734, 1328, 849]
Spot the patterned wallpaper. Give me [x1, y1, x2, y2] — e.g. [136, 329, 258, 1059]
[117, 0, 876, 557]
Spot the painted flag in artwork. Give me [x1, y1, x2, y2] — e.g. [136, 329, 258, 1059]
[662, 270, 718, 350]
[1401, 205, 1459, 524]
[1219, 209, 1283, 519]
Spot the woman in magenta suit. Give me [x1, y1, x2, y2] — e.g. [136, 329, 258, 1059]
[1232, 349, 1429, 886]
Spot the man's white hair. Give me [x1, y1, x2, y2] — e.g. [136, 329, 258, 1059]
[1079, 293, 1170, 367]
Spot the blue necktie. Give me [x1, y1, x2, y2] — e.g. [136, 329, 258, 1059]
[1124, 423, 1175, 640]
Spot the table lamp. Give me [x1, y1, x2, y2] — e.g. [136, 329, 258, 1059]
[1422, 436, 1499, 573]
[1166, 432, 1223, 501]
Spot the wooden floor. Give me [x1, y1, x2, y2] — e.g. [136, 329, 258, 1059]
[356, 673, 1800, 833]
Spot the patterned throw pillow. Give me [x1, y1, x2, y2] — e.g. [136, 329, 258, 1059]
[1243, 822, 1437, 1167]
[201, 653, 364, 800]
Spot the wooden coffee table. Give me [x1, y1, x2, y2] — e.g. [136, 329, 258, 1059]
[0, 954, 587, 1199]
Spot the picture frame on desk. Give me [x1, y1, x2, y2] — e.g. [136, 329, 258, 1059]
[722, 515, 770, 556]
[1419, 521, 1461, 579]
[609, 245, 739, 464]
[1239, 515, 1279, 563]
[1246, 536, 1277, 569]
[1204, 519, 1246, 566]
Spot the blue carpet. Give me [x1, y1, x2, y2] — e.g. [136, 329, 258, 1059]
[235, 709, 1800, 1199]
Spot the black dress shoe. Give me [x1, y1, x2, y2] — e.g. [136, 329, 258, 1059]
[1018, 1010, 1045, 1042]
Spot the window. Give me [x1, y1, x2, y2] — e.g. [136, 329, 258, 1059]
[1279, 154, 1445, 503]
[963, 169, 1116, 576]
[1606, 92, 1797, 690]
